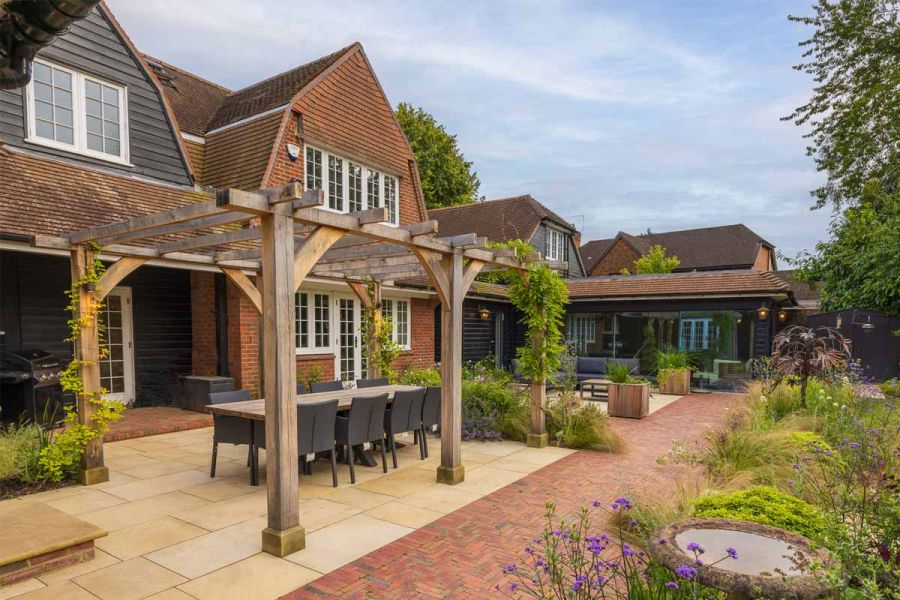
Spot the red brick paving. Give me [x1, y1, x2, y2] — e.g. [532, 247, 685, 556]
[283, 393, 735, 599]
[103, 406, 211, 442]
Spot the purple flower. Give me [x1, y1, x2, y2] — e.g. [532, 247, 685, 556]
[726, 547, 738, 559]
[629, 518, 638, 527]
[524, 546, 534, 555]
[675, 564, 697, 580]
[592, 499, 602, 508]
[665, 581, 680, 590]
[611, 497, 633, 510]
[849, 442, 861, 449]
[686, 542, 705, 554]
[503, 564, 517, 574]
[656, 537, 668, 545]
[510, 582, 519, 591]
[572, 575, 586, 592]
[622, 543, 636, 557]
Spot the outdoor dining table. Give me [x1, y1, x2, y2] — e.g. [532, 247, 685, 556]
[205, 384, 423, 485]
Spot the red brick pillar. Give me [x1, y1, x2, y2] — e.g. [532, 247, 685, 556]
[190, 272, 218, 376]
[226, 279, 261, 395]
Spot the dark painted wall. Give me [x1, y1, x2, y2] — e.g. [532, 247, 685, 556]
[807, 309, 900, 380]
[434, 299, 516, 367]
[0, 251, 192, 405]
[0, 8, 192, 186]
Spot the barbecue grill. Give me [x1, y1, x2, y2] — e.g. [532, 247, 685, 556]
[0, 349, 70, 425]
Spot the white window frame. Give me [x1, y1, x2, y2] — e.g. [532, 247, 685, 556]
[24, 58, 131, 166]
[545, 228, 565, 262]
[304, 144, 400, 226]
[295, 291, 332, 354]
[381, 298, 412, 350]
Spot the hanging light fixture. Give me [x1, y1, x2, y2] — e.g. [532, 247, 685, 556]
[756, 305, 769, 321]
[778, 309, 788, 322]
[479, 306, 491, 321]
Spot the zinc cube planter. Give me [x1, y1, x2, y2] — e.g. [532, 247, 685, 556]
[658, 368, 691, 395]
[607, 382, 650, 419]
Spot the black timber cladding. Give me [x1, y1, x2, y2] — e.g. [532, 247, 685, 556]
[0, 251, 193, 405]
[434, 299, 516, 367]
[530, 223, 583, 277]
[0, 8, 192, 186]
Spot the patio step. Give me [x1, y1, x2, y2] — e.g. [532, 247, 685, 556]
[0, 501, 107, 587]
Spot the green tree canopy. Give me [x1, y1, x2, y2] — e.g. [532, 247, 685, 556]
[784, 1, 900, 209]
[621, 244, 680, 275]
[396, 103, 481, 208]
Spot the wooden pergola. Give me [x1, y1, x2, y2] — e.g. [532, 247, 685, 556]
[37, 183, 533, 556]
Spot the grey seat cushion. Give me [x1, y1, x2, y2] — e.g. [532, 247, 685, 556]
[576, 357, 607, 375]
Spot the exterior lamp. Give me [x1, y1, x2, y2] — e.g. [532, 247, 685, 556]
[479, 307, 491, 321]
[858, 314, 876, 334]
[777, 309, 788, 322]
[756, 306, 769, 321]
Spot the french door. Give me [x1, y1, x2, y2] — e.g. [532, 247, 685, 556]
[335, 296, 363, 382]
[99, 286, 135, 404]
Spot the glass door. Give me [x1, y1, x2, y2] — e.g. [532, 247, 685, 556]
[336, 297, 362, 382]
[99, 287, 135, 404]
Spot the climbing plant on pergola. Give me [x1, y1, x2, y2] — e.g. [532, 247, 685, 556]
[35, 183, 536, 556]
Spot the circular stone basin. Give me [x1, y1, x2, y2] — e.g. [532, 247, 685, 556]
[650, 518, 830, 600]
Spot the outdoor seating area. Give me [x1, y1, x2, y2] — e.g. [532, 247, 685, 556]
[0, 423, 574, 599]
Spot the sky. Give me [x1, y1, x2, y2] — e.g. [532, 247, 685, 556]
[108, 0, 835, 260]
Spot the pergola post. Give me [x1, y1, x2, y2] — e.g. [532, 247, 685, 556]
[528, 331, 548, 447]
[437, 252, 465, 484]
[259, 203, 304, 557]
[70, 244, 108, 485]
[347, 281, 382, 379]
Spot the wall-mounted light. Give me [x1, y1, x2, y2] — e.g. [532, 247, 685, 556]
[777, 309, 788, 322]
[756, 305, 769, 321]
[736, 316, 743, 324]
[479, 307, 491, 321]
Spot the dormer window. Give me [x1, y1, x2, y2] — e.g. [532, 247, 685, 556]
[305, 144, 399, 226]
[546, 228, 566, 262]
[25, 59, 130, 164]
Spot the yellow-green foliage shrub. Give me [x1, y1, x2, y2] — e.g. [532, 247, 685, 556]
[692, 486, 826, 541]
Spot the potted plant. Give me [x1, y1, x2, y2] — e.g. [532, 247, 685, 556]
[605, 361, 650, 419]
[656, 347, 692, 395]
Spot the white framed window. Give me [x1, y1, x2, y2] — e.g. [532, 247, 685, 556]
[566, 314, 596, 354]
[679, 318, 715, 351]
[304, 144, 400, 225]
[295, 291, 331, 352]
[25, 59, 129, 164]
[545, 228, 565, 261]
[381, 298, 411, 349]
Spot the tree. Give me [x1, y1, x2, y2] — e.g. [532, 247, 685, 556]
[620, 244, 680, 275]
[784, 1, 900, 209]
[395, 103, 481, 208]
[793, 185, 900, 315]
[771, 325, 852, 406]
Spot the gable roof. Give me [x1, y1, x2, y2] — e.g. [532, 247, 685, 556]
[578, 238, 614, 272]
[428, 195, 576, 243]
[567, 270, 792, 300]
[583, 224, 775, 273]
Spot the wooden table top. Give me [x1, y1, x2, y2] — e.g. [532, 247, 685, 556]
[205, 384, 424, 421]
[580, 378, 612, 385]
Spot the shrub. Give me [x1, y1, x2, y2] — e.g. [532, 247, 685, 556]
[546, 393, 623, 452]
[700, 428, 796, 489]
[692, 486, 826, 541]
[396, 366, 441, 387]
[655, 347, 692, 371]
[606, 361, 642, 384]
[462, 379, 528, 441]
[0, 423, 41, 481]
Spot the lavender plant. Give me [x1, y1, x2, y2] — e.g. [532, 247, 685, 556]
[498, 499, 734, 599]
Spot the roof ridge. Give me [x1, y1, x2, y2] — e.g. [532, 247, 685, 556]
[225, 43, 358, 96]
[142, 54, 232, 93]
[427, 195, 530, 213]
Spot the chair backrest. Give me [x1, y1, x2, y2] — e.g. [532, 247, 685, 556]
[356, 378, 389, 389]
[345, 393, 389, 444]
[297, 399, 338, 455]
[310, 380, 344, 393]
[422, 386, 441, 428]
[297, 382, 308, 395]
[208, 389, 252, 405]
[388, 388, 425, 432]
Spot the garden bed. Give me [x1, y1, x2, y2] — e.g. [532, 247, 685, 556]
[0, 476, 75, 500]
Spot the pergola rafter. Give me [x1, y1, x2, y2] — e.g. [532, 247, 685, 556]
[46, 183, 531, 557]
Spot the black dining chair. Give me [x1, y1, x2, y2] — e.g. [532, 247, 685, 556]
[310, 380, 344, 393]
[356, 378, 389, 388]
[297, 399, 340, 487]
[334, 393, 389, 483]
[420, 386, 441, 459]
[383, 388, 426, 468]
[208, 389, 260, 482]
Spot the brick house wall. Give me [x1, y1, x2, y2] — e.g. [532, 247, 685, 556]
[590, 239, 641, 275]
[190, 272, 218, 376]
[752, 246, 773, 271]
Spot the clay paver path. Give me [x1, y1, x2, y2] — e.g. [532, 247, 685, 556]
[283, 392, 734, 599]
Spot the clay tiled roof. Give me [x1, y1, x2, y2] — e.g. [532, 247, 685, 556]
[202, 111, 284, 190]
[428, 195, 576, 243]
[143, 56, 231, 136]
[206, 45, 356, 131]
[579, 238, 614, 272]
[567, 270, 791, 299]
[582, 224, 774, 272]
[0, 149, 210, 239]
[773, 270, 819, 303]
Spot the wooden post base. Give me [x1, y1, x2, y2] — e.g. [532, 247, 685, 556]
[526, 433, 549, 448]
[436, 464, 465, 485]
[261, 525, 306, 557]
[76, 466, 109, 486]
